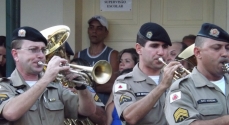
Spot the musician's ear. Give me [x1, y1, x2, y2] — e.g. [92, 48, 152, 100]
[194, 47, 201, 59]
[135, 43, 142, 55]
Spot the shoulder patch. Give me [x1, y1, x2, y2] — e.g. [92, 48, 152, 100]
[114, 83, 127, 92]
[119, 95, 132, 105]
[170, 91, 181, 103]
[94, 94, 102, 102]
[173, 107, 189, 123]
[0, 94, 9, 104]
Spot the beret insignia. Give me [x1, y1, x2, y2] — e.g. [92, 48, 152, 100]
[18, 29, 26, 37]
[173, 107, 189, 123]
[146, 31, 153, 39]
[209, 28, 219, 37]
[119, 95, 132, 105]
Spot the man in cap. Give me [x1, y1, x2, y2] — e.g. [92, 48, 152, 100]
[164, 23, 229, 125]
[0, 26, 96, 125]
[113, 22, 182, 124]
[74, 15, 119, 105]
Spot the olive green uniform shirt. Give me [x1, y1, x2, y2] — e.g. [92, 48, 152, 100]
[0, 69, 79, 125]
[164, 67, 229, 125]
[113, 64, 168, 125]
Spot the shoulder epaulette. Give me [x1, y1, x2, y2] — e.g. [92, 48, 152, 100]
[116, 72, 133, 81]
[170, 75, 190, 91]
[0, 77, 11, 83]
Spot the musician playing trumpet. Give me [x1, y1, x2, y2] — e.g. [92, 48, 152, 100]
[165, 23, 229, 125]
[112, 22, 182, 125]
[0, 26, 96, 125]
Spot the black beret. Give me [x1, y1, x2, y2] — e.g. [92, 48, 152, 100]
[12, 26, 47, 45]
[197, 23, 229, 43]
[64, 41, 74, 55]
[138, 22, 171, 46]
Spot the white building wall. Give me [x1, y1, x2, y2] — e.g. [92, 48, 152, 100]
[0, 0, 75, 53]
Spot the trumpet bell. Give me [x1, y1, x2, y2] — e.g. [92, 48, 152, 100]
[70, 60, 112, 84]
[92, 60, 112, 84]
[40, 25, 70, 55]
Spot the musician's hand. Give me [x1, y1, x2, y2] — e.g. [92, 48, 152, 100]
[64, 71, 81, 81]
[43, 56, 70, 82]
[160, 61, 182, 89]
[64, 72, 90, 87]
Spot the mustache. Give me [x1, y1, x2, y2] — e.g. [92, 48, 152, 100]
[219, 58, 229, 63]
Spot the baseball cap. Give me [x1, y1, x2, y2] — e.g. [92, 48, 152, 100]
[88, 15, 108, 30]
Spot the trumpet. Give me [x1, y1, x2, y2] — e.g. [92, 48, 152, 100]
[223, 63, 229, 73]
[38, 60, 112, 86]
[159, 57, 191, 80]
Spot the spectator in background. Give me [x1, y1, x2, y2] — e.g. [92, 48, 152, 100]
[118, 48, 139, 73]
[182, 34, 196, 46]
[74, 15, 119, 105]
[0, 36, 6, 77]
[106, 48, 139, 125]
[167, 41, 187, 63]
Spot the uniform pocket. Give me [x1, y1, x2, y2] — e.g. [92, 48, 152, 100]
[44, 100, 64, 111]
[198, 103, 223, 116]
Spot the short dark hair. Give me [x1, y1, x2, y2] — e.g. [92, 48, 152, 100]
[137, 32, 148, 47]
[195, 36, 206, 47]
[119, 48, 139, 65]
[11, 40, 24, 49]
[182, 34, 196, 41]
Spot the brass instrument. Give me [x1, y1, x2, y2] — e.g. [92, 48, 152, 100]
[223, 63, 229, 73]
[64, 118, 94, 125]
[178, 44, 196, 71]
[159, 57, 191, 80]
[38, 60, 112, 85]
[40, 25, 70, 56]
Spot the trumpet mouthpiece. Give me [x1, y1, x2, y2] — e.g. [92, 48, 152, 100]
[38, 61, 46, 66]
[158, 57, 164, 62]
